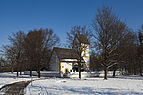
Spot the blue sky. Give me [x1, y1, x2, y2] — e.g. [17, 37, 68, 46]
[0, 0, 143, 48]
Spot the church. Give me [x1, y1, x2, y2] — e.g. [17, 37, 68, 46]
[49, 34, 90, 77]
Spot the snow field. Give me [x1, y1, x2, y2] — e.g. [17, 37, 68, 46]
[25, 76, 143, 95]
[0, 72, 143, 95]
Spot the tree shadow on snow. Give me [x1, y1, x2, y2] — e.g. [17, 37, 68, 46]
[111, 76, 143, 80]
[0, 73, 35, 79]
[61, 86, 143, 95]
[33, 85, 143, 95]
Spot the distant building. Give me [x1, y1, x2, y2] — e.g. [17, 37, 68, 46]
[49, 34, 90, 76]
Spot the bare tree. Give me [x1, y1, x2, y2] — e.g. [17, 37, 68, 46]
[23, 28, 59, 78]
[137, 25, 143, 76]
[67, 25, 92, 79]
[90, 51, 102, 71]
[114, 30, 137, 76]
[2, 45, 16, 73]
[78, 44, 88, 79]
[92, 6, 128, 79]
[0, 56, 7, 67]
[67, 25, 93, 48]
[72, 34, 90, 79]
[138, 25, 143, 44]
[2, 31, 25, 76]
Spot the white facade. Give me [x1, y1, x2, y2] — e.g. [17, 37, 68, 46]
[60, 59, 79, 74]
[49, 51, 60, 72]
[60, 62, 73, 74]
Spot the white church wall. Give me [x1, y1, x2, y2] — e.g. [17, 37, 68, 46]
[49, 51, 60, 72]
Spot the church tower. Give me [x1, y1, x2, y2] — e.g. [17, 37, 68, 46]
[73, 34, 90, 70]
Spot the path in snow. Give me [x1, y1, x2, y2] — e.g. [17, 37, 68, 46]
[0, 72, 38, 89]
[0, 81, 31, 95]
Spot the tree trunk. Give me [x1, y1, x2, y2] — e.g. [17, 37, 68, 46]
[139, 66, 142, 76]
[104, 66, 108, 80]
[17, 71, 19, 77]
[78, 63, 81, 79]
[11, 67, 13, 73]
[20, 71, 22, 75]
[78, 49, 82, 79]
[38, 70, 40, 78]
[113, 69, 116, 77]
[30, 70, 32, 77]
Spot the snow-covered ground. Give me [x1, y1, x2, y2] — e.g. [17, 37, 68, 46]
[0, 72, 143, 95]
[0, 72, 38, 88]
[25, 76, 143, 95]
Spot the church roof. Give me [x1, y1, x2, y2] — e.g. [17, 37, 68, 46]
[53, 47, 80, 60]
[76, 34, 90, 44]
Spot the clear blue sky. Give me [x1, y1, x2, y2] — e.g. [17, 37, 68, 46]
[0, 0, 143, 48]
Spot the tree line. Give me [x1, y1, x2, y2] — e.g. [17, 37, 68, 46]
[66, 6, 143, 79]
[1, 29, 59, 77]
[0, 6, 143, 79]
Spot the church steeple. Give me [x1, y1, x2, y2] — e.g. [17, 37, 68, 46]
[73, 34, 90, 70]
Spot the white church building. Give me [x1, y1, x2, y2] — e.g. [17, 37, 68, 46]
[49, 34, 90, 77]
